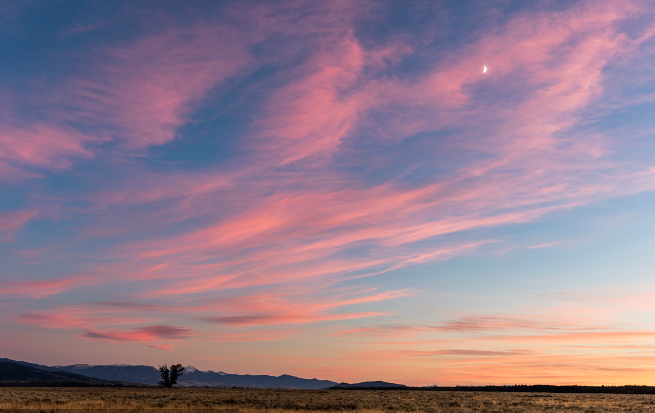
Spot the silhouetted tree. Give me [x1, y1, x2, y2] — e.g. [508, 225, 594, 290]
[158, 364, 170, 388]
[170, 364, 184, 386]
[158, 364, 185, 388]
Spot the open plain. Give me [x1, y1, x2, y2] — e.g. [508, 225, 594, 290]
[2, 388, 655, 412]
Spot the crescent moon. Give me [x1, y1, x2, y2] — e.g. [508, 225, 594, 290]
[483, 65, 487, 73]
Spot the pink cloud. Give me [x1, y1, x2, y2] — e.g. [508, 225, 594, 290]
[70, 0, 655, 309]
[399, 349, 532, 357]
[200, 289, 399, 326]
[152, 287, 404, 327]
[0, 210, 36, 242]
[67, 24, 253, 150]
[205, 312, 386, 326]
[0, 275, 96, 298]
[81, 325, 194, 342]
[332, 324, 655, 385]
[252, 34, 373, 166]
[17, 303, 194, 346]
[434, 314, 605, 333]
[14, 285, 404, 344]
[17, 306, 152, 330]
[0, 123, 93, 178]
[201, 330, 296, 342]
[330, 312, 609, 338]
[483, 330, 655, 343]
[0, 18, 257, 181]
[27, 1, 653, 305]
[4, 0, 655, 384]
[146, 343, 175, 351]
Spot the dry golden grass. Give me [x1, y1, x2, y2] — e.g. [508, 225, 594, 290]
[1, 387, 655, 412]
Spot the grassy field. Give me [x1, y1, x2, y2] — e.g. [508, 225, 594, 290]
[2, 387, 655, 412]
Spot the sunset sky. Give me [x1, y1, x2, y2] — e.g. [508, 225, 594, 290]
[2, 0, 655, 386]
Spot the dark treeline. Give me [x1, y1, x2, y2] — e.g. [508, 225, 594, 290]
[331, 385, 655, 394]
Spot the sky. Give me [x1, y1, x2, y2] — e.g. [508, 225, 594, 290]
[1, 0, 655, 386]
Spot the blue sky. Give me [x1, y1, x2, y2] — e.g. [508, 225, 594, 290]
[1, 0, 655, 385]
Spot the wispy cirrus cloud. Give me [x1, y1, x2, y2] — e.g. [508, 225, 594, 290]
[0, 210, 36, 242]
[0, 15, 256, 182]
[12, 0, 653, 325]
[18, 307, 193, 346]
[65, 23, 254, 151]
[146, 343, 175, 351]
[2, 0, 655, 383]
[17, 306, 152, 330]
[332, 305, 655, 385]
[331, 312, 610, 337]
[50, 0, 655, 312]
[81, 325, 194, 343]
[200, 289, 408, 326]
[0, 123, 94, 178]
[0, 275, 97, 298]
[13, 286, 406, 350]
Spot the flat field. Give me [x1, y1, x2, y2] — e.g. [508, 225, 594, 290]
[2, 387, 655, 412]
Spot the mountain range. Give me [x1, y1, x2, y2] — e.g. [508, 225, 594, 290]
[1, 357, 393, 388]
[0, 361, 131, 386]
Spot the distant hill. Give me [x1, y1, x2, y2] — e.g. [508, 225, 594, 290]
[332, 381, 407, 388]
[179, 368, 338, 389]
[0, 358, 57, 372]
[0, 358, 339, 388]
[0, 358, 159, 385]
[0, 361, 127, 386]
[55, 364, 161, 384]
